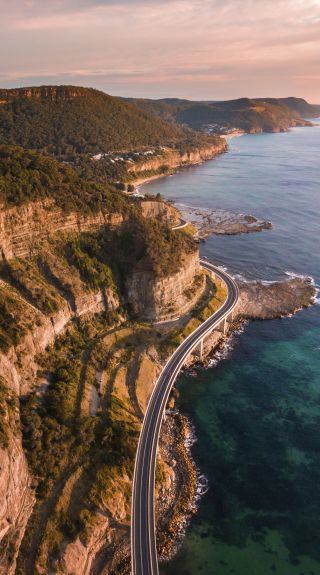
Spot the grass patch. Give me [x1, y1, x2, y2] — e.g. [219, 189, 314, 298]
[0, 258, 64, 315]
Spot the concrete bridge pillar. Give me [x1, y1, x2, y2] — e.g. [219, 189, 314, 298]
[199, 338, 204, 360]
[222, 317, 227, 335]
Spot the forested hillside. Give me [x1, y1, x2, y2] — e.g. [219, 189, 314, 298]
[0, 145, 128, 213]
[256, 97, 320, 118]
[0, 85, 217, 158]
[124, 96, 319, 133]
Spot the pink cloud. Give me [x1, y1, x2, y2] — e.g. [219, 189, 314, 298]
[1, 0, 320, 101]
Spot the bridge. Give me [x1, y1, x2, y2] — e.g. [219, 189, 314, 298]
[131, 259, 239, 575]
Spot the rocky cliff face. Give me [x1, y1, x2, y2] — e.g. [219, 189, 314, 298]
[127, 252, 205, 322]
[128, 141, 227, 179]
[0, 200, 123, 261]
[0, 198, 185, 262]
[0, 402, 35, 575]
[0, 86, 87, 103]
[0, 192, 203, 573]
[0, 278, 121, 572]
[140, 200, 181, 226]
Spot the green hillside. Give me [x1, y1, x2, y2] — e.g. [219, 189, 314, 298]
[124, 96, 319, 133]
[0, 144, 128, 213]
[256, 97, 320, 118]
[0, 85, 210, 158]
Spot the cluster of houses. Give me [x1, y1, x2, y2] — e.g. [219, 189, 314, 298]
[201, 123, 240, 135]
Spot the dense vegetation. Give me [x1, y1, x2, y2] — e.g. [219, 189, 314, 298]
[58, 217, 196, 289]
[0, 85, 215, 158]
[103, 216, 196, 279]
[0, 145, 132, 213]
[0, 259, 64, 315]
[62, 236, 116, 290]
[0, 289, 34, 352]
[256, 97, 320, 118]
[124, 96, 320, 132]
[18, 319, 141, 571]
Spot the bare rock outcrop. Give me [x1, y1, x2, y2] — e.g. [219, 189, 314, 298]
[126, 252, 205, 322]
[237, 276, 316, 320]
[140, 200, 180, 226]
[0, 388, 35, 575]
[177, 205, 272, 239]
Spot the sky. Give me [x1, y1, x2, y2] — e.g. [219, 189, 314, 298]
[1, 0, 319, 102]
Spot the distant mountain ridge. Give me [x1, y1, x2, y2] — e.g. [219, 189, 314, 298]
[0, 85, 89, 102]
[124, 96, 320, 133]
[255, 97, 320, 118]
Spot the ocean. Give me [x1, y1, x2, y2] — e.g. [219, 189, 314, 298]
[141, 123, 320, 575]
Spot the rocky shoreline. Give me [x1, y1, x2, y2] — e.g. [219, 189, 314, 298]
[176, 204, 272, 239]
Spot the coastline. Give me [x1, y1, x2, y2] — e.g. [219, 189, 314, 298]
[129, 124, 319, 573]
[129, 141, 228, 192]
[156, 272, 317, 566]
[130, 120, 319, 196]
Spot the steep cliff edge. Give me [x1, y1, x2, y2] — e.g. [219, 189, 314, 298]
[0, 383, 35, 575]
[0, 195, 185, 262]
[140, 200, 181, 226]
[0, 266, 121, 574]
[0, 184, 203, 573]
[0, 200, 123, 261]
[127, 141, 227, 183]
[127, 252, 204, 321]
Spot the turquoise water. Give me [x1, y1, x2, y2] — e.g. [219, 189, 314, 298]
[142, 125, 320, 575]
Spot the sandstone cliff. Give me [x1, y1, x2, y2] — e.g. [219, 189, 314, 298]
[0, 387, 35, 575]
[126, 252, 205, 322]
[0, 197, 185, 263]
[0, 195, 202, 573]
[0, 200, 123, 261]
[0, 277, 120, 573]
[140, 200, 180, 226]
[128, 141, 227, 182]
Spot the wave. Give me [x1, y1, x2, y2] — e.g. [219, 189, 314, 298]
[182, 416, 209, 510]
[285, 272, 319, 305]
[164, 322, 248, 560]
[207, 322, 247, 368]
[285, 270, 315, 284]
[176, 201, 212, 212]
[233, 272, 249, 283]
[313, 293, 320, 306]
[160, 412, 209, 562]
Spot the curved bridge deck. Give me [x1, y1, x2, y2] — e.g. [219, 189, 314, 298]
[131, 260, 239, 575]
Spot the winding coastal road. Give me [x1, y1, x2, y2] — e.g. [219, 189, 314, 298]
[131, 260, 239, 575]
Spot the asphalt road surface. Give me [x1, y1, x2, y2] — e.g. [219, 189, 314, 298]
[131, 260, 239, 575]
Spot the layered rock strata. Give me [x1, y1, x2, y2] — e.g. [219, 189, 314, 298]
[126, 252, 205, 322]
[0, 200, 123, 261]
[129, 141, 227, 183]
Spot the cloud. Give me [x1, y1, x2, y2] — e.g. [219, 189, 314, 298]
[1, 0, 320, 101]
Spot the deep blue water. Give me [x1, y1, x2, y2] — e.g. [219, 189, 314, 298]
[142, 124, 320, 575]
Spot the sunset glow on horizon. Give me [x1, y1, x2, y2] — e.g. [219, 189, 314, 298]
[1, 0, 319, 102]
